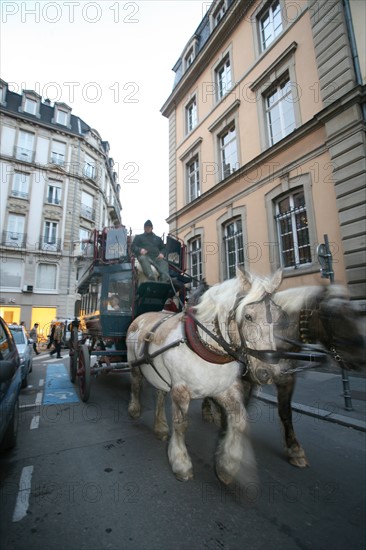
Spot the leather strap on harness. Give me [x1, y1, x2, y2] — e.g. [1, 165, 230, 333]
[185, 307, 248, 368]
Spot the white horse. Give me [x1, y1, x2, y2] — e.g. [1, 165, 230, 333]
[126, 268, 283, 485]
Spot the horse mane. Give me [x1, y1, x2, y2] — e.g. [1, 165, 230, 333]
[194, 272, 279, 324]
[274, 284, 350, 313]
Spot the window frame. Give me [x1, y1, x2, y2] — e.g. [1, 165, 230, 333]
[218, 123, 239, 180]
[265, 75, 297, 146]
[215, 53, 232, 102]
[217, 207, 247, 282]
[208, 99, 241, 185]
[36, 263, 57, 291]
[47, 180, 62, 205]
[274, 189, 312, 268]
[12, 172, 30, 199]
[210, 0, 228, 29]
[50, 140, 66, 166]
[265, 174, 318, 276]
[84, 154, 97, 180]
[186, 155, 200, 203]
[188, 236, 203, 288]
[249, 43, 300, 152]
[185, 96, 198, 134]
[0, 258, 23, 289]
[16, 130, 35, 163]
[223, 217, 245, 280]
[259, 0, 283, 52]
[179, 137, 202, 206]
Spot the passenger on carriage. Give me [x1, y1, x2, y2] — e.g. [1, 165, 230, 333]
[108, 294, 121, 311]
[131, 220, 169, 283]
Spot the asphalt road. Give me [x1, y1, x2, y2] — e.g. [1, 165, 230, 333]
[0, 354, 365, 550]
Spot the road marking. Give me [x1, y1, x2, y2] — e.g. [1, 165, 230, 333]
[35, 392, 43, 405]
[30, 416, 40, 430]
[43, 364, 79, 404]
[39, 379, 44, 387]
[12, 465, 34, 522]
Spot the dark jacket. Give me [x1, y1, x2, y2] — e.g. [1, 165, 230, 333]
[132, 232, 165, 259]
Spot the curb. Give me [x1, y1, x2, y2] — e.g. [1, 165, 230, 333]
[253, 391, 366, 433]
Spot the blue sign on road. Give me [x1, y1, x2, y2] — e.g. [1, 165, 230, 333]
[43, 364, 79, 404]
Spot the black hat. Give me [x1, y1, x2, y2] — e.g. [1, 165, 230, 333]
[144, 220, 153, 227]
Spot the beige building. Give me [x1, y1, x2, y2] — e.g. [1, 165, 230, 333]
[0, 80, 122, 335]
[162, 0, 365, 306]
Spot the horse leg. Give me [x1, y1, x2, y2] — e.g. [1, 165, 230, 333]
[276, 375, 309, 467]
[168, 384, 193, 481]
[128, 366, 143, 419]
[202, 397, 223, 428]
[153, 389, 169, 441]
[214, 382, 257, 486]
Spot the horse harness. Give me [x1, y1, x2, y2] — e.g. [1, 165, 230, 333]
[129, 292, 291, 385]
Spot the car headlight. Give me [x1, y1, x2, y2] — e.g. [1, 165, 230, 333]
[19, 353, 25, 366]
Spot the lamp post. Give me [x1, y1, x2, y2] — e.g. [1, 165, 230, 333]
[317, 234, 353, 411]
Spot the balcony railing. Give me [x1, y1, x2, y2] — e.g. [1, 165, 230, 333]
[2, 231, 27, 248]
[50, 154, 65, 166]
[11, 189, 29, 199]
[80, 204, 96, 221]
[38, 237, 62, 252]
[14, 146, 35, 163]
[47, 197, 62, 206]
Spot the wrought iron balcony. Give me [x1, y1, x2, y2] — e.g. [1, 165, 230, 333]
[11, 189, 29, 199]
[39, 237, 62, 252]
[80, 203, 96, 221]
[2, 231, 27, 248]
[50, 153, 65, 166]
[14, 146, 35, 163]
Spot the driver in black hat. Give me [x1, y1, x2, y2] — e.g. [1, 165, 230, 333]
[131, 220, 169, 282]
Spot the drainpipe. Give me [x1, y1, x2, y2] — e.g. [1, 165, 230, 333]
[343, 0, 366, 120]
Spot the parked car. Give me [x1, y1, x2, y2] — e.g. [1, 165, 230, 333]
[0, 317, 21, 450]
[8, 324, 33, 388]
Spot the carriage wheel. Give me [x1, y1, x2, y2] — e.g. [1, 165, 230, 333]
[78, 344, 91, 402]
[69, 326, 79, 383]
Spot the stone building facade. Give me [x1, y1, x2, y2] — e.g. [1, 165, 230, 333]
[0, 80, 122, 335]
[161, 0, 365, 305]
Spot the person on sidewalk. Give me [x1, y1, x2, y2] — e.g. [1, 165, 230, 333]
[131, 220, 169, 282]
[50, 322, 64, 359]
[29, 323, 40, 355]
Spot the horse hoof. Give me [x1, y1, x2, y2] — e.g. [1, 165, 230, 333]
[128, 404, 141, 419]
[289, 456, 310, 468]
[155, 431, 169, 441]
[216, 468, 233, 486]
[175, 470, 194, 482]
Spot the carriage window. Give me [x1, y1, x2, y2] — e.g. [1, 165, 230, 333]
[275, 189, 311, 268]
[106, 275, 133, 312]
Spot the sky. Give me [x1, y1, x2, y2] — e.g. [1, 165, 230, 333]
[1, 0, 212, 237]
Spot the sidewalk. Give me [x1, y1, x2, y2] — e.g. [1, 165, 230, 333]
[254, 366, 366, 432]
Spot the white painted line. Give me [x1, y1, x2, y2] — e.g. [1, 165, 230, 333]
[39, 379, 44, 387]
[35, 392, 43, 405]
[30, 416, 40, 430]
[12, 465, 34, 522]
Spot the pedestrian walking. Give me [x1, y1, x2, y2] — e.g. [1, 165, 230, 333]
[29, 323, 40, 355]
[47, 323, 55, 349]
[50, 322, 64, 359]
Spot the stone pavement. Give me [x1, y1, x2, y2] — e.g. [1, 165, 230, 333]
[254, 365, 366, 432]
